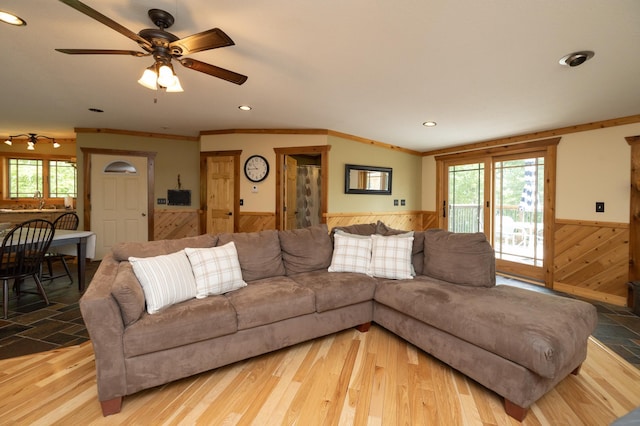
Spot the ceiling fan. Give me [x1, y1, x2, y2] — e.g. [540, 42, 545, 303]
[55, 0, 247, 91]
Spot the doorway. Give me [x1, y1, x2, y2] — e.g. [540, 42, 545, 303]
[81, 148, 155, 259]
[436, 138, 558, 285]
[275, 146, 330, 230]
[284, 154, 322, 230]
[199, 151, 240, 234]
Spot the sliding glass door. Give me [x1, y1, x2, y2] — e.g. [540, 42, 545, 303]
[438, 140, 557, 284]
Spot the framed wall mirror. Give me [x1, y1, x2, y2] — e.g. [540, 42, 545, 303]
[345, 164, 392, 195]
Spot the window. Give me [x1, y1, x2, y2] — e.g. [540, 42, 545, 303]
[49, 160, 77, 197]
[436, 138, 558, 284]
[8, 158, 43, 198]
[7, 157, 77, 198]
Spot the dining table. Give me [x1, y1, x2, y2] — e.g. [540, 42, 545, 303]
[48, 229, 97, 292]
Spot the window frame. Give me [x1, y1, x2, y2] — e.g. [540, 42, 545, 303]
[2, 153, 77, 201]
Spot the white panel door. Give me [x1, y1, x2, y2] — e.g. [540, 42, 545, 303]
[90, 154, 148, 259]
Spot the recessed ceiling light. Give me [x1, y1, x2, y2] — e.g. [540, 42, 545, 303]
[559, 51, 595, 67]
[0, 10, 26, 26]
[238, 105, 252, 111]
[422, 121, 437, 127]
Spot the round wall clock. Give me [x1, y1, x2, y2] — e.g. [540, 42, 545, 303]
[244, 155, 269, 182]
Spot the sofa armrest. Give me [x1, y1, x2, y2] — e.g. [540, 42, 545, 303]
[79, 253, 127, 402]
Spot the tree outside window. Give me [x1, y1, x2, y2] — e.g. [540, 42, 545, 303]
[7, 158, 76, 198]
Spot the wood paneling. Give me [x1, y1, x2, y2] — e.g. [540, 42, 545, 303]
[554, 219, 629, 306]
[0, 327, 638, 424]
[154, 209, 199, 240]
[326, 211, 425, 231]
[238, 212, 276, 233]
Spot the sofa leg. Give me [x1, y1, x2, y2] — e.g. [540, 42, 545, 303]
[571, 363, 582, 375]
[355, 322, 371, 333]
[504, 399, 528, 422]
[100, 397, 123, 416]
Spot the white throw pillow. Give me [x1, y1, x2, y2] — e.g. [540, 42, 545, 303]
[369, 234, 414, 280]
[129, 250, 197, 314]
[328, 231, 372, 275]
[184, 242, 247, 298]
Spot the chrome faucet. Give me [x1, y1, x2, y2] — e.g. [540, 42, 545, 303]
[33, 190, 45, 210]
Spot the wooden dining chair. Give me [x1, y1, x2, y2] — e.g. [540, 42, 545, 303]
[0, 219, 55, 319]
[42, 212, 79, 284]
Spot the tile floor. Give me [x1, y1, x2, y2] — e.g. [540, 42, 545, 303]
[1, 264, 639, 370]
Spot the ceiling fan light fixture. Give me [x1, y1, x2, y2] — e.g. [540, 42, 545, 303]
[165, 75, 184, 92]
[138, 66, 158, 90]
[157, 63, 177, 88]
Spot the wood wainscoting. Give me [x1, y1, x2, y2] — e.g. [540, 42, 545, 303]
[238, 212, 276, 233]
[154, 209, 200, 240]
[325, 211, 437, 232]
[553, 219, 629, 306]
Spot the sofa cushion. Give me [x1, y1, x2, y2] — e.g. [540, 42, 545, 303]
[112, 234, 218, 261]
[375, 276, 598, 379]
[331, 222, 377, 237]
[374, 221, 425, 275]
[328, 231, 372, 275]
[184, 242, 247, 298]
[123, 295, 237, 357]
[423, 229, 495, 287]
[290, 270, 377, 312]
[369, 234, 414, 279]
[217, 230, 286, 282]
[279, 224, 333, 275]
[112, 261, 146, 325]
[129, 250, 197, 314]
[225, 276, 316, 330]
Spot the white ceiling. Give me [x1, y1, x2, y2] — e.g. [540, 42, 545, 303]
[1, 0, 639, 152]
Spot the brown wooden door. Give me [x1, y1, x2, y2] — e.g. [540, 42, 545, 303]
[206, 155, 235, 234]
[285, 156, 298, 230]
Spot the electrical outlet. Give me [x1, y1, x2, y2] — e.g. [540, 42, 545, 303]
[157, 198, 166, 204]
[401, 199, 406, 206]
[595, 202, 605, 213]
[394, 199, 399, 206]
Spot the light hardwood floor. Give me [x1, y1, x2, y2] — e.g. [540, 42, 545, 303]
[1, 325, 639, 425]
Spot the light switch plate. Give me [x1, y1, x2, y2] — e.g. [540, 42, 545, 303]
[595, 202, 605, 212]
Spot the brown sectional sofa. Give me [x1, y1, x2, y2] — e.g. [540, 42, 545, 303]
[79, 222, 598, 421]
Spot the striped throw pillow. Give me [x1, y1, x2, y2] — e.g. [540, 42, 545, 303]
[129, 250, 197, 314]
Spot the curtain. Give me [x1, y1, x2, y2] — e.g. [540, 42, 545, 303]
[296, 165, 321, 228]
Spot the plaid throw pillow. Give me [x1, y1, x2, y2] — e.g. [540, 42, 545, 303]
[369, 234, 414, 280]
[328, 231, 372, 275]
[129, 250, 197, 314]
[184, 242, 247, 298]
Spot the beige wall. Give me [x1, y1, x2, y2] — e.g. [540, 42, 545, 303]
[556, 123, 639, 222]
[200, 132, 422, 214]
[200, 133, 328, 212]
[421, 123, 640, 223]
[75, 132, 200, 227]
[328, 136, 422, 213]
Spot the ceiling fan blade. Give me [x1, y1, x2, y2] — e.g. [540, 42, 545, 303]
[170, 28, 234, 56]
[58, 0, 153, 50]
[179, 58, 247, 85]
[56, 48, 148, 57]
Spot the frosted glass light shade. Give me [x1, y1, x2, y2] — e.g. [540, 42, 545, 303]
[138, 67, 158, 90]
[157, 64, 176, 88]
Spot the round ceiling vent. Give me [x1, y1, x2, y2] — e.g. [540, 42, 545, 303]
[559, 51, 595, 67]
